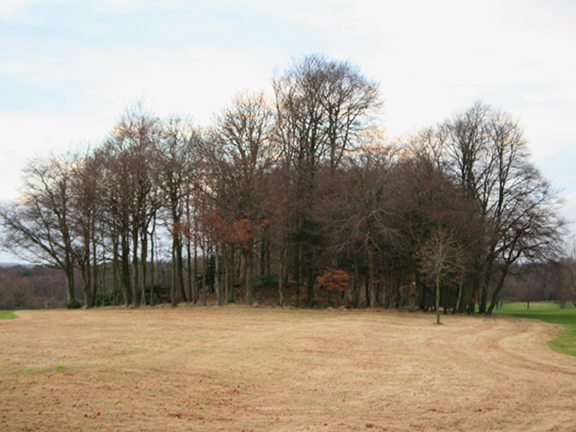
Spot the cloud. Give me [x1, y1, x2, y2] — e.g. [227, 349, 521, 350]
[0, 110, 110, 200]
[0, 0, 47, 17]
[1, 0, 575, 218]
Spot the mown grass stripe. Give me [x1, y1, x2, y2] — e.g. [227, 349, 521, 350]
[0, 310, 16, 320]
[499, 301, 576, 357]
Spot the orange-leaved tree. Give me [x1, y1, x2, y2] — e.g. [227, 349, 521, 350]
[317, 268, 351, 306]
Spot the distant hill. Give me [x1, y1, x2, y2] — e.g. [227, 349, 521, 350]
[0, 265, 68, 309]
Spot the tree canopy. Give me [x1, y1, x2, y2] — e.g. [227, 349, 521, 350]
[0, 54, 566, 313]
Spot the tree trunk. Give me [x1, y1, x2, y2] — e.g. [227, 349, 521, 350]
[436, 273, 441, 324]
[224, 244, 229, 305]
[354, 255, 360, 308]
[454, 271, 464, 314]
[121, 232, 131, 306]
[365, 278, 370, 308]
[187, 231, 192, 303]
[112, 235, 119, 306]
[215, 243, 222, 306]
[84, 238, 93, 308]
[479, 257, 494, 314]
[171, 237, 178, 307]
[193, 229, 198, 304]
[202, 246, 207, 306]
[131, 227, 139, 306]
[65, 268, 75, 304]
[368, 243, 375, 307]
[305, 259, 314, 307]
[80, 264, 92, 308]
[100, 253, 106, 306]
[176, 234, 186, 302]
[278, 267, 285, 307]
[410, 276, 416, 312]
[487, 263, 512, 315]
[150, 229, 155, 306]
[91, 229, 98, 307]
[140, 230, 148, 306]
[467, 273, 480, 315]
[227, 244, 234, 303]
[266, 235, 271, 275]
[295, 244, 302, 308]
[246, 243, 253, 306]
[260, 237, 266, 277]
[278, 239, 286, 307]
[239, 250, 247, 285]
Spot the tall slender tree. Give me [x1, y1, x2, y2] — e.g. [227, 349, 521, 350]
[204, 91, 276, 305]
[156, 114, 201, 306]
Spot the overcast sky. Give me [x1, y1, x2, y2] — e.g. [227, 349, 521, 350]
[1, 0, 575, 262]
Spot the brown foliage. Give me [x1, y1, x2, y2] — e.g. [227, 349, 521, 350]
[317, 268, 351, 292]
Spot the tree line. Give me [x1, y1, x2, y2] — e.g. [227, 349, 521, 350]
[0, 53, 566, 314]
[0, 265, 70, 310]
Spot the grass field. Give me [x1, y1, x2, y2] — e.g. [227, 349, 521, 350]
[0, 310, 15, 320]
[2, 305, 576, 431]
[498, 301, 576, 357]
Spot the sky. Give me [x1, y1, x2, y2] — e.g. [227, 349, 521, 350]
[0, 0, 575, 262]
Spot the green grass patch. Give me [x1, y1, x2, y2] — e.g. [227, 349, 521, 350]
[498, 301, 576, 357]
[0, 310, 16, 320]
[55, 365, 66, 370]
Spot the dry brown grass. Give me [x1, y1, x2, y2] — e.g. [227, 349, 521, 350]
[1, 305, 576, 431]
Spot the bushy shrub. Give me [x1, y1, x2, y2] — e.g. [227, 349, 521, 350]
[95, 290, 115, 306]
[66, 298, 84, 309]
[257, 273, 278, 287]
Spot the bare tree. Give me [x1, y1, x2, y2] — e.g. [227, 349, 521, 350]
[441, 102, 565, 314]
[0, 155, 78, 303]
[156, 114, 201, 306]
[98, 102, 161, 306]
[70, 148, 103, 308]
[331, 143, 397, 307]
[204, 91, 276, 305]
[419, 228, 464, 324]
[273, 53, 381, 306]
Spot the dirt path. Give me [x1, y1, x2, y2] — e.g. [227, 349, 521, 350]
[1, 306, 575, 431]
